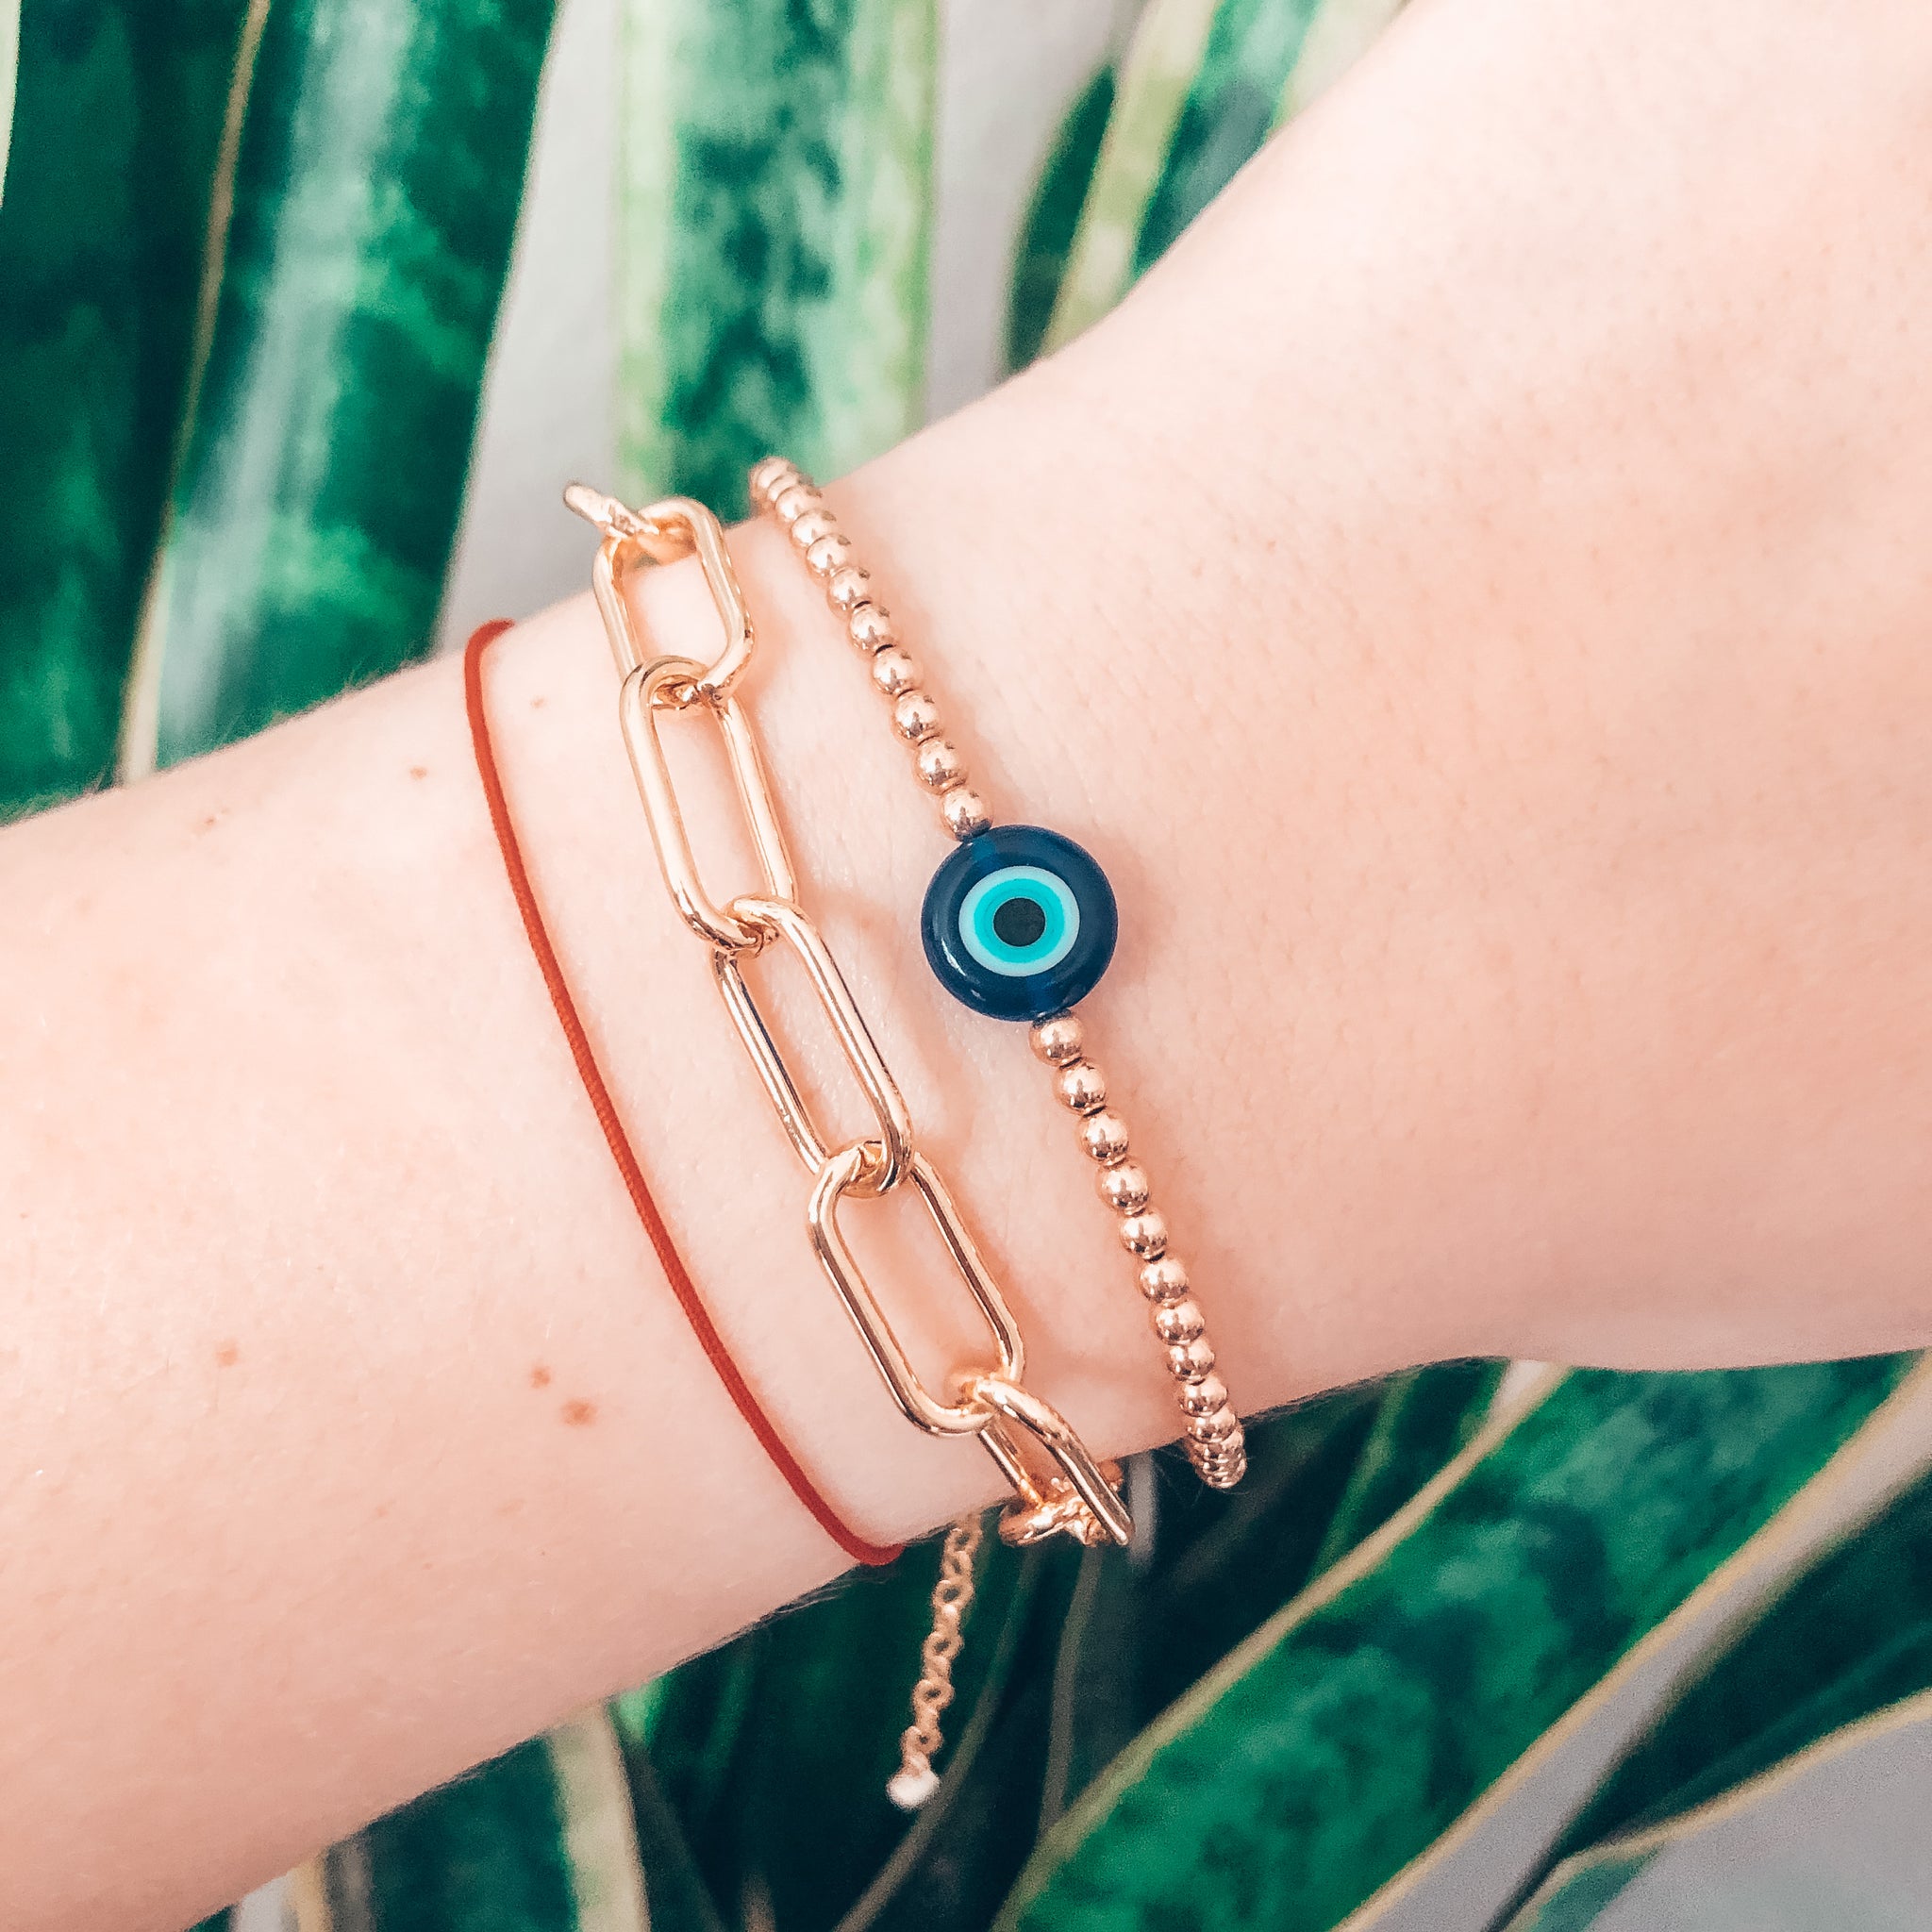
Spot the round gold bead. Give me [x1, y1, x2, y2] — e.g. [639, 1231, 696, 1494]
[1195, 1456, 1246, 1491]
[848, 603, 897, 652]
[825, 564, 873, 610]
[940, 787, 991, 840]
[805, 531, 855, 577]
[1152, 1296, 1206, 1345]
[916, 738, 968, 791]
[1080, 1109, 1130, 1164]
[871, 648, 920, 697]
[772, 482, 821, 523]
[1166, 1334, 1215, 1381]
[1097, 1160, 1152, 1214]
[1030, 1014, 1085, 1066]
[1139, 1257, 1190, 1303]
[1187, 1405, 1241, 1445]
[1177, 1372, 1228, 1416]
[1120, 1208, 1169, 1258]
[892, 691, 941, 741]
[1054, 1060, 1108, 1114]
[749, 456, 796, 504]
[791, 508, 840, 551]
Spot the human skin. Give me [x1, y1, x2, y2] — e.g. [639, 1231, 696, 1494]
[6, 0, 1932, 1923]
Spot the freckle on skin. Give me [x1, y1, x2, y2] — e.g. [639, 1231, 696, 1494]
[561, 1398, 596, 1427]
[408, 766, 428, 781]
[530, 695, 545, 709]
[529, 1364, 552, 1389]
[214, 1341, 240, 1368]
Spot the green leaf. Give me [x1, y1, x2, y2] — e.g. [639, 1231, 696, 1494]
[345, 1737, 580, 1932]
[0, 0, 19, 205]
[1552, 1409, 1932, 1861]
[1004, 62, 1115, 375]
[616, 0, 936, 515]
[996, 1358, 1914, 1932]
[121, 0, 556, 773]
[1039, 0, 1221, 356]
[0, 0, 252, 817]
[1043, 0, 1404, 354]
[1504, 1688, 1932, 1931]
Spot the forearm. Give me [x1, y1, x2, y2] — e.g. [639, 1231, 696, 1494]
[8, 0, 1932, 1922]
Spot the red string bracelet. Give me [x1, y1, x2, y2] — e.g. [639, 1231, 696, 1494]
[462, 618, 902, 1569]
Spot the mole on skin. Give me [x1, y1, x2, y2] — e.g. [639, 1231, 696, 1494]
[529, 1364, 552, 1389]
[214, 1341, 240, 1367]
[561, 1399, 597, 1427]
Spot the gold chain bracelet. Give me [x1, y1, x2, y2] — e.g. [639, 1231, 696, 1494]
[561, 482, 1137, 1803]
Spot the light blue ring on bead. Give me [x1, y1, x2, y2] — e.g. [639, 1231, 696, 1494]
[957, 865, 1081, 978]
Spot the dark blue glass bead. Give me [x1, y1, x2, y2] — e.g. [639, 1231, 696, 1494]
[921, 825, 1118, 1022]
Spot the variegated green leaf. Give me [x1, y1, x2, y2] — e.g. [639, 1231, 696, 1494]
[1504, 1688, 1932, 1931]
[0, 0, 19, 204]
[119, 0, 556, 774]
[616, 0, 936, 515]
[1552, 1419, 1932, 1866]
[1004, 62, 1115, 375]
[303, 1709, 644, 1932]
[1041, 0, 1401, 354]
[0, 0, 251, 818]
[996, 1357, 1915, 1932]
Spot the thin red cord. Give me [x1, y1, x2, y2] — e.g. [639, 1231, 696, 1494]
[463, 619, 901, 1569]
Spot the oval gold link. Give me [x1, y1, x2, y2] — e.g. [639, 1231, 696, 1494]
[966, 1375, 1133, 1548]
[712, 897, 913, 1192]
[578, 492, 754, 696]
[619, 658, 797, 952]
[807, 1146, 1025, 1437]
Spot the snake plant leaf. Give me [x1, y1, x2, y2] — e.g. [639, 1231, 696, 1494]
[1309, 1360, 1507, 1575]
[1043, 0, 1407, 354]
[1004, 62, 1116, 375]
[1553, 1443, 1932, 1863]
[1503, 1688, 1932, 1932]
[995, 1357, 1914, 1932]
[1129, 0, 1326, 276]
[0, 0, 250, 818]
[302, 1709, 644, 1932]
[616, 0, 936, 516]
[119, 0, 556, 774]
[0, 0, 18, 204]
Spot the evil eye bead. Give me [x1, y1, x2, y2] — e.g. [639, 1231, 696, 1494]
[921, 825, 1118, 1021]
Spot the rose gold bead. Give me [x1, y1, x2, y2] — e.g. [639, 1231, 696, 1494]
[772, 483, 821, 523]
[1098, 1160, 1152, 1213]
[826, 565, 872, 610]
[1194, 1455, 1246, 1491]
[1079, 1109, 1130, 1164]
[1187, 1405, 1241, 1445]
[871, 648, 920, 697]
[1120, 1209, 1169, 1258]
[1166, 1334, 1215, 1381]
[805, 531, 855, 577]
[892, 691, 941, 741]
[1030, 1014, 1085, 1066]
[1177, 1372, 1228, 1416]
[940, 788, 991, 840]
[916, 738, 968, 791]
[848, 602, 897, 652]
[1054, 1060, 1108, 1114]
[791, 508, 840, 551]
[1139, 1257, 1189, 1302]
[749, 456, 796, 504]
[1152, 1296, 1206, 1345]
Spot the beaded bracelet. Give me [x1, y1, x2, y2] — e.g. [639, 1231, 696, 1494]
[750, 457, 1248, 1492]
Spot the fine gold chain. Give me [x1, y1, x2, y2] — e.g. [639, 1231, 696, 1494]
[560, 487, 1132, 1795]
[749, 458, 1248, 1491]
[882, 1512, 985, 1810]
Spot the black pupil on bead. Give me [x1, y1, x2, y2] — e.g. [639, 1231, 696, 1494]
[991, 895, 1048, 949]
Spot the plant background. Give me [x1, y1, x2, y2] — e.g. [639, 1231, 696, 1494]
[6, 2, 1932, 1928]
